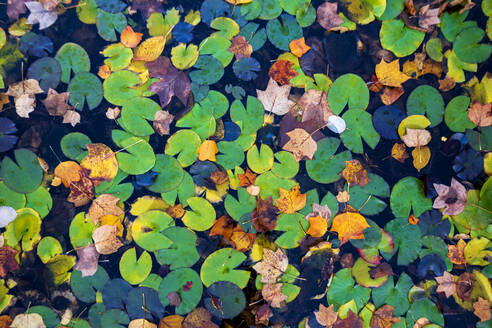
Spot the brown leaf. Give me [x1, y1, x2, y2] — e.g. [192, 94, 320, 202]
[6, 79, 43, 98]
[370, 305, 400, 328]
[418, 5, 440, 29]
[238, 168, 257, 187]
[167, 291, 182, 307]
[315, 304, 338, 327]
[401, 128, 431, 147]
[456, 272, 475, 300]
[268, 60, 299, 86]
[340, 253, 354, 268]
[182, 307, 218, 328]
[0, 246, 19, 278]
[209, 216, 235, 241]
[316, 1, 344, 30]
[435, 271, 456, 298]
[67, 175, 94, 207]
[0, 315, 12, 328]
[380, 86, 405, 105]
[251, 197, 278, 232]
[62, 110, 81, 127]
[467, 101, 492, 127]
[341, 160, 369, 187]
[166, 204, 185, 219]
[159, 315, 184, 328]
[253, 248, 288, 283]
[256, 304, 273, 325]
[433, 178, 467, 215]
[229, 35, 253, 61]
[88, 194, 124, 225]
[230, 226, 255, 252]
[333, 311, 363, 328]
[473, 297, 491, 322]
[336, 190, 350, 203]
[391, 143, 409, 163]
[369, 262, 393, 279]
[129, 319, 157, 328]
[262, 283, 287, 308]
[257, 78, 295, 115]
[275, 184, 307, 214]
[299, 90, 332, 124]
[439, 76, 456, 91]
[289, 37, 311, 57]
[154, 110, 174, 136]
[73, 244, 99, 277]
[448, 239, 466, 265]
[92, 225, 124, 255]
[42, 88, 71, 116]
[210, 169, 228, 185]
[282, 128, 317, 161]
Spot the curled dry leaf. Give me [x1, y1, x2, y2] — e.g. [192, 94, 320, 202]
[257, 78, 295, 115]
[447, 239, 466, 265]
[401, 128, 431, 148]
[153, 110, 174, 136]
[418, 5, 440, 29]
[275, 184, 306, 214]
[315, 304, 338, 327]
[106, 107, 121, 120]
[316, 1, 344, 30]
[62, 110, 81, 127]
[414, 317, 431, 328]
[336, 190, 350, 203]
[15, 94, 36, 118]
[252, 248, 288, 283]
[456, 272, 475, 301]
[229, 35, 253, 61]
[262, 283, 287, 308]
[92, 225, 124, 255]
[341, 159, 369, 187]
[88, 194, 124, 225]
[299, 89, 332, 124]
[435, 271, 456, 298]
[74, 244, 99, 277]
[473, 297, 491, 322]
[433, 178, 467, 215]
[282, 128, 318, 161]
[67, 175, 94, 207]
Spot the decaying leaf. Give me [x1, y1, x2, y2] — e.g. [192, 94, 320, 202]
[257, 78, 295, 115]
[418, 5, 440, 29]
[42, 89, 71, 116]
[251, 197, 278, 232]
[299, 89, 332, 124]
[134, 36, 166, 62]
[6, 79, 43, 98]
[73, 244, 99, 277]
[467, 101, 492, 127]
[336, 190, 350, 203]
[317, 1, 344, 30]
[391, 143, 409, 163]
[67, 175, 94, 207]
[80, 143, 119, 185]
[153, 110, 174, 136]
[88, 194, 124, 225]
[106, 107, 121, 120]
[369, 262, 393, 279]
[253, 248, 288, 283]
[92, 225, 123, 255]
[456, 272, 475, 301]
[198, 140, 218, 162]
[159, 315, 184, 328]
[370, 305, 400, 328]
[330, 210, 370, 245]
[54, 161, 83, 188]
[315, 304, 338, 327]
[62, 110, 81, 127]
[282, 128, 317, 161]
[411, 146, 431, 172]
[473, 297, 491, 322]
[10, 313, 45, 328]
[448, 239, 466, 265]
[333, 310, 363, 328]
[25, 1, 58, 30]
[129, 319, 157, 328]
[229, 35, 253, 61]
[401, 128, 431, 148]
[289, 37, 311, 58]
[262, 283, 287, 308]
[275, 185, 306, 214]
[435, 271, 456, 298]
[268, 60, 299, 86]
[0, 246, 19, 278]
[341, 159, 369, 187]
[121, 26, 143, 48]
[183, 307, 218, 328]
[380, 86, 405, 105]
[433, 178, 467, 215]
[15, 94, 36, 118]
[238, 168, 257, 187]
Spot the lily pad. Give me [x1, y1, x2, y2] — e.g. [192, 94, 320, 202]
[5, 208, 41, 251]
[102, 278, 132, 309]
[211, 17, 239, 39]
[445, 96, 475, 132]
[352, 257, 388, 287]
[372, 273, 412, 316]
[102, 43, 133, 71]
[112, 129, 156, 175]
[453, 27, 492, 64]
[347, 173, 390, 216]
[306, 137, 352, 184]
[230, 96, 264, 135]
[198, 35, 233, 67]
[118, 97, 161, 136]
[96, 10, 127, 42]
[225, 188, 257, 221]
[200, 248, 250, 288]
[158, 268, 203, 315]
[272, 151, 299, 179]
[68, 72, 103, 110]
[326, 268, 371, 311]
[189, 55, 224, 85]
[205, 281, 246, 319]
[275, 213, 310, 249]
[119, 248, 152, 285]
[380, 19, 425, 57]
[215, 141, 245, 170]
[103, 70, 142, 106]
[247, 144, 274, 174]
[171, 43, 199, 70]
[406, 85, 444, 127]
[60, 132, 91, 162]
[155, 227, 200, 269]
[176, 103, 216, 140]
[372, 105, 406, 140]
[27, 57, 61, 91]
[328, 73, 369, 114]
[55, 42, 90, 83]
[126, 287, 164, 319]
[384, 217, 423, 265]
[182, 197, 216, 231]
[132, 210, 175, 251]
[165, 130, 201, 167]
[266, 14, 303, 51]
[341, 109, 380, 154]
[0, 117, 18, 153]
[69, 212, 95, 248]
[255, 171, 296, 199]
[0, 148, 43, 193]
[0, 181, 25, 209]
[390, 177, 432, 218]
[70, 266, 109, 303]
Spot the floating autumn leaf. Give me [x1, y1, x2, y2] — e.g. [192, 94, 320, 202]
[80, 143, 118, 185]
[448, 239, 466, 265]
[418, 5, 440, 29]
[306, 216, 328, 237]
[439, 76, 456, 92]
[98, 64, 111, 79]
[0, 246, 19, 278]
[224, 0, 252, 3]
[456, 272, 475, 301]
[230, 226, 255, 252]
[306, 203, 332, 221]
[42, 88, 71, 116]
[380, 86, 405, 106]
[10, 313, 45, 328]
[251, 197, 278, 232]
[183, 308, 218, 328]
[289, 37, 311, 58]
[473, 297, 491, 322]
[14, 94, 36, 118]
[341, 159, 369, 187]
[92, 224, 123, 255]
[62, 110, 80, 127]
[401, 128, 431, 148]
[25, 1, 58, 30]
[210, 215, 235, 241]
[67, 175, 94, 207]
[252, 248, 288, 283]
[316, 1, 344, 30]
[433, 178, 467, 215]
[257, 78, 295, 115]
[408, 213, 419, 225]
[336, 190, 350, 203]
[152, 110, 174, 136]
[315, 304, 338, 327]
[106, 107, 120, 120]
[333, 311, 363, 328]
[159, 315, 184, 328]
[6, 79, 43, 98]
[370, 305, 400, 328]
[275, 184, 306, 214]
[238, 168, 257, 187]
[166, 204, 185, 219]
[210, 169, 228, 185]
[198, 140, 218, 162]
[0, 315, 12, 328]
[435, 271, 456, 298]
[40, 0, 59, 11]
[73, 244, 99, 277]
[120, 25, 143, 48]
[246, 185, 260, 196]
[403, 57, 442, 79]
[330, 210, 370, 245]
[375, 59, 411, 88]
[134, 36, 166, 61]
[467, 101, 492, 127]
[54, 161, 83, 188]
[412, 146, 431, 171]
[129, 319, 157, 328]
[299, 89, 332, 124]
[268, 60, 298, 86]
[87, 194, 124, 225]
[369, 262, 393, 279]
[391, 143, 408, 163]
[262, 283, 287, 308]
[229, 35, 253, 60]
[282, 128, 317, 161]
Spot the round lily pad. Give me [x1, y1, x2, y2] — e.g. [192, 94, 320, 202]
[0, 181, 25, 209]
[103, 70, 142, 106]
[5, 208, 41, 251]
[198, 35, 233, 67]
[155, 227, 200, 269]
[426, 38, 443, 62]
[352, 257, 388, 288]
[26, 185, 52, 218]
[372, 105, 405, 140]
[0, 148, 43, 193]
[102, 43, 133, 71]
[158, 268, 203, 315]
[69, 212, 95, 249]
[205, 281, 246, 319]
[406, 85, 444, 127]
[171, 43, 199, 70]
[68, 72, 103, 110]
[119, 247, 152, 285]
[255, 171, 296, 199]
[182, 197, 216, 231]
[0, 117, 18, 153]
[225, 188, 257, 221]
[444, 95, 475, 132]
[71, 266, 109, 303]
[147, 154, 184, 193]
[272, 151, 299, 178]
[60, 132, 91, 162]
[347, 173, 390, 216]
[247, 144, 274, 174]
[125, 287, 164, 319]
[131, 210, 175, 251]
[28, 306, 60, 328]
[200, 248, 250, 288]
[112, 129, 156, 175]
[341, 109, 380, 154]
[165, 130, 201, 167]
[328, 73, 369, 114]
[453, 27, 492, 64]
[189, 55, 224, 85]
[118, 97, 161, 136]
[266, 14, 302, 51]
[95, 0, 126, 13]
[37, 236, 62, 264]
[55, 42, 90, 83]
[27, 57, 61, 91]
[306, 138, 352, 184]
[390, 177, 432, 218]
[380, 19, 425, 57]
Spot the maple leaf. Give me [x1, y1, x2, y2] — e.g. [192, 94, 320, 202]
[316, 1, 344, 30]
[315, 304, 338, 327]
[62, 110, 81, 127]
[146, 56, 192, 107]
[435, 271, 457, 298]
[88, 194, 124, 225]
[74, 244, 99, 277]
[456, 272, 475, 301]
[330, 210, 370, 245]
[7, 0, 28, 20]
[262, 283, 287, 308]
[375, 59, 411, 88]
[131, 0, 164, 18]
[433, 178, 467, 215]
[268, 60, 299, 86]
[42, 89, 71, 116]
[0, 246, 19, 278]
[209, 216, 235, 242]
[275, 184, 307, 214]
[381, 86, 405, 105]
[447, 239, 466, 265]
[251, 197, 278, 232]
[229, 35, 253, 61]
[391, 143, 409, 163]
[419, 5, 440, 29]
[92, 225, 124, 255]
[333, 311, 363, 328]
[198, 140, 218, 162]
[238, 168, 257, 187]
[473, 297, 491, 322]
[153, 110, 174, 136]
[25, 1, 58, 30]
[257, 78, 295, 115]
[467, 101, 492, 127]
[370, 305, 400, 328]
[282, 128, 317, 161]
[401, 128, 431, 148]
[299, 89, 333, 124]
[252, 248, 288, 283]
[341, 159, 369, 187]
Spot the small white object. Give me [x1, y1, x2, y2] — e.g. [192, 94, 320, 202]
[0, 206, 17, 228]
[326, 115, 346, 134]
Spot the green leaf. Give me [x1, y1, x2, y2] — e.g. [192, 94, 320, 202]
[445, 50, 477, 83]
[295, 3, 316, 27]
[119, 248, 152, 285]
[200, 90, 229, 119]
[158, 268, 203, 315]
[328, 74, 369, 114]
[230, 96, 264, 135]
[225, 188, 257, 221]
[55, 42, 90, 83]
[453, 189, 491, 233]
[155, 227, 199, 269]
[0, 148, 43, 194]
[27, 57, 61, 92]
[406, 299, 444, 328]
[96, 9, 127, 41]
[200, 248, 250, 288]
[341, 109, 380, 154]
[339, 0, 386, 24]
[326, 268, 371, 311]
[247, 144, 274, 174]
[259, 0, 282, 19]
[76, 0, 98, 24]
[275, 213, 309, 249]
[406, 85, 444, 127]
[147, 154, 184, 193]
[216, 141, 245, 170]
[118, 97, 161, 136]
[25, 186, 52, 218]
[384, 218, 422, 265]
[380, 19, 425, 57]
[445, 95, 475, 132]
[100, 309, 129, 328]
[189, 55, 224, 85]
[102, 43, 132, 71]
[68, 72, 103, 110]
[182, 197, 216, 231]
[171, 43, 199, 70]
[211, 17, 239, 39]
[440, 11, 477, 42]
[426, 38, 443, 62]
[352, 258, 388, 288]
[60, 132, 91, 162]
[0, 181, 25, 209]
[266, 14, 302, 51]
[198, 35, 233, 67]
[37, 236, 62, 264]
[306, 138, 352, 184]
[255, 171, 296, 199]
[103, 70, 143, 106]
[161, 171, 195, 207]
[131, 210, 175, 251]
[239, 23, 267, 51]
[70, 266, 109, 303]
[347, 173, 389, 216]
[28, 306, 59, 328]
[112, 129, 155, 175]
[165, 130, 201, 167]
[390, 177, 432, 218]
[379, 0, 404, 20]
[69, 212, 95, 249]
[95, 170, 134, 202]
[372, 273, 412, 316]
[453, 27, 492, 64]
[176, 103, 216, 140]
[420, 235, 453, 271]
[272, 151, 299, 179]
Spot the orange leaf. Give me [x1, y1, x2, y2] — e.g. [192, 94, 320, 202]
[330, 211, 370, 245]
[230, 226, 255, 251]
[412, 146, 431, 171]
[408, 214, 419, 225]
[380, 86, 404, 105]
[268, 60, 298, 86]
[341, 159, 369, 187]
[289, 37, 311, 57]
[238, 168, 257, 187]
[198, 140, 218, 162]
[97, 64, 111, 79]
[391, 143, 408, 163]
[473, 297, 491, 322]
[274, 184, 306, 214]
[54, 161, 82, 187]
[448, 239, 466, 265]
[159, 315, 184, 328]
[209, 215, 234, 241]
[306, 215, 328, 237]
[120, 25, 143, 48]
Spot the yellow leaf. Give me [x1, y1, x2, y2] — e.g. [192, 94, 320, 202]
[198, 140, 218, 162]
[341, 159, 369, 187]
[274, 184, 306, 214]
[54, 161, 82, 187]
[306, 216, 328, 237]
[375, 59, 411, 88]
[330, 211, 370, 245]
[412, 146, 431, 171]
[159, 315, 184, 328]
[224, 0, 252, 4]
[99, 214, 124, 237]
[80, 143, 118, 184]
[134, 36, 166, 61]
[391, 143, 409, 163]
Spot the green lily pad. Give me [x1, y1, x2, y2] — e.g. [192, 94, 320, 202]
[182, 197, 216, 231]
[346, 173, 389, 216]
[200, 248, 250, 288]
[440, 10, 477, 42]
[372, 273, 412, 316]
[390, 177, 432, 218]
[350, 218, 382, 249]
[189, 55, 224, 85]
[272, 151, 299, 179]
[326, 268, 371, 311]
[239, 23, 267, 51]
[5, 208, 41, 251]
[275, 213, 309, 249]
[27, 57, 61, 91]
[0, 181, 25, 209]
[119, 248, 152, 285]
[200, 90, 229, 119]
[37, 236, 62, 264]
[379, 0, 404, 20]
[445, 50, 477, 83]
[25, 186, 52, 218]
[230, 96, 264, 135]
[352, 258, 388, 287]
[198, 35, 233, 67]
[328, 73, 369, 114]
[100, 309, 129, 328]
[96, 10, 127, 41]
[380, 19, 425, 57]
[420, 235, 452, 271]
[241, 1, 262, 20]
[132, 210, 175, 251]
[306, 138, 352, 184]
[171, 43, 199, 70]
[158, 268, 203, 315]
[0, 148, 43, 194]
[426, 38, 443, 62]
[444, 95, 475, 132]
[406, 299, 444, 328]
[147, 154, 184, 193]
[225, 188, 257, 221]
[140, 273, 162, 291]
[406, 85, 444, 127]
[454, 27, 492, 64]
[55, 42, 90, 83]
[176, 103, 216, 140]
[266, 14, 302, 51]
[103, 70, 143, 106]
[60, 132, 91, 162]
[339, 0, 386, 25]
[205, 281, 246, 319]
[216, 141, 245, 170]
[161, 171, 195, 207]
[155, 227, 200, 269]
[76, 0, 98, 24]
[165, 130, 201, 167]
[211, 17, 239, 39]
[259, 0, 282, 19]
[384, 217, 422, 265]
[68, 72, 103, 110]
[118, 97, 161, 136]
[102, 43, 132, 71]
[247, 144, 274, 174]
[69, 212, 95, 248]
[95, 170, 134, 202]
[28, 306, 60, 328]
[295, 2, 316, 27]
[255, 171, 296, 199]
[341, 109, 380, 154]
[112, 129, 156, 175]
